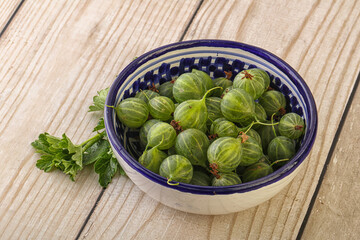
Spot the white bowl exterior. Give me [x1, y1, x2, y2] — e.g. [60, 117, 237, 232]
[112, 147, 302, 215]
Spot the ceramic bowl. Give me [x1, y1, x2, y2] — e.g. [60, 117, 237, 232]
[104, 40, 317, 215]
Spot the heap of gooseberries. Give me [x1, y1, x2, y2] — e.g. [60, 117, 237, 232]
[114, 66, 305, 186]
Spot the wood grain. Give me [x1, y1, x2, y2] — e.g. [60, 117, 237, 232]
[78, 0, 360, 239]
[0, 0, 22, 32]
[301, 77, 360, 239]
[0, 0, 200, 239]
[1, 0, 360, 239]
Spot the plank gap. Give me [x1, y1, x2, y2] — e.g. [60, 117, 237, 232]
[75, 188, 105, 240]
[179, 0, 204, 41]
[0, 0, 26, 38]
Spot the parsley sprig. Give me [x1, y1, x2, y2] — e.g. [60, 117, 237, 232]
[31, 88, 125, 188]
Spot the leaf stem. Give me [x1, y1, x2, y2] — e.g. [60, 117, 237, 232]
[81, 131, 106, 152]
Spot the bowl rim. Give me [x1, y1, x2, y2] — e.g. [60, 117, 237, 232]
[104, 39, 318, 195]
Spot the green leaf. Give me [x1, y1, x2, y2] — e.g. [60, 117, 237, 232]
[32, 86, 125, 187]
[53, 158, 64, 170]
[63, 134, 83, 168]
[94, 148, 121, 188]
[32, 132, 83, 181]
[36, 155, 55, 172]
[89, 88, 109, 112]
[62, 159, 83, 181]
[83, 139, 109, 165]
[108, 148, 126, 176]
[93, 117, 105, 132]
[46, 134, 63, 148]
[31, 133, 51, 154]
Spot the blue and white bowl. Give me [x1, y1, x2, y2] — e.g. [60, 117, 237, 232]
[104, 40, 317, 215]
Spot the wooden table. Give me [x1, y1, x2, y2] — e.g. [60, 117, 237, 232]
[1, 1, 359, 239]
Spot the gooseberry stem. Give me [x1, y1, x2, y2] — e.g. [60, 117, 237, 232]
[167, 179, 180, 186]
[146, 135, 164, 152]
[270, 158, 289, 167]
[202, 86, 222, 102]
[144, 144, 150, 153]
[241, 118, 279, 135]
[106, 105, 116, 109]
[271, 113, 277, 137]
[244, 122, 255, 135]
[207, 116, 214, 124]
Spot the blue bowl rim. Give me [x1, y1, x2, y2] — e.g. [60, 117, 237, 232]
[104, 39, 318, 195]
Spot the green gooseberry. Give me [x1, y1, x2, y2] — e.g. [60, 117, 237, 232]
[254, 68, 270, 91]
[115, 97, 149, 128]
[242, 162, 273, 183]
[159, 155, 193, 184]
[237, 102, 268, 127]
[267, 136, 296, 165]
[173, 72, 205, 103]
[255, 102, 268, 120]
[158, 81, 175, 101]
[175, 128, 210, 168]
[148, 96, 175, 121]
[212, 172, 242, 186]
[279, 113, 305, 139]
[245, 128, 262, 146]
[212, 77, 233, 97]
[211, 119, 239, 138]
[205, 97, 224, 127]
[207, 137, 242, 172]
[135, 90, 160, 103]
[258, 90, 287, 117]
[192, 69, 214, 92]
[233, 69, 266, 99]
[257, 123, 280, 154]
[209, 117, 227, 134]
[139, 119, 161, 149]
[190, 170, 211, 186]
[251, 68, 270, 90]
[221, 88, 256, 125]
[138, 146, 168, 174]
[147, 122, 177, 150]
[221, 86, 233, 98]
[238, 135, 263, 167]
[174, 87, 218, 131]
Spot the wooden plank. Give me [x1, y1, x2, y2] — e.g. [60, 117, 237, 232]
[301, 77, 360, 239]
[79, 0, 360, 239]
[0, 0, 22, 32]
[0, 0, 200, 239]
